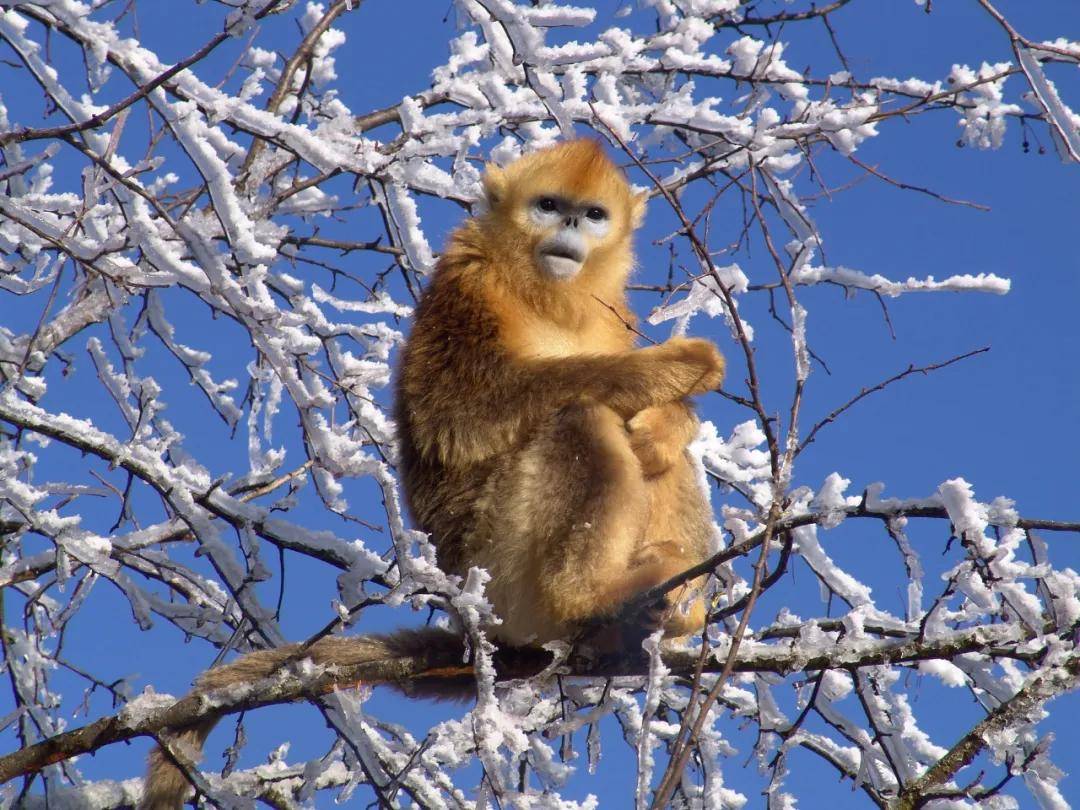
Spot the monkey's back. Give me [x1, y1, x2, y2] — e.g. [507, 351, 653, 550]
[394, 436, 493, 576]
[395, 258, 522, 575]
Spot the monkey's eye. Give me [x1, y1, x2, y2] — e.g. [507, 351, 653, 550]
[585, 206, 608, 222]
[537, 197, 559, 213]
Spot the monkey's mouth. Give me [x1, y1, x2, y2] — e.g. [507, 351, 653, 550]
[541, 245, 585, 263]
[538, 249, 584, 280]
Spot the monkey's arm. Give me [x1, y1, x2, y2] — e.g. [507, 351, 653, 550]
[401, 335, 722, 469]
[399, 269, 723, 468]
[522, 337, 724, 420]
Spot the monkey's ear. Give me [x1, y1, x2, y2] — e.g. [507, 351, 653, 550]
[482, 163, 508, 208]
[630, 191, 648, 227]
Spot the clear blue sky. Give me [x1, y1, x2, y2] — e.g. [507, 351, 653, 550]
[4, 1, 1079, 807]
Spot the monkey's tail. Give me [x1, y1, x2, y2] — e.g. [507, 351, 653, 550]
[138, 627, 469, 809]
[140, 720, 217, 810]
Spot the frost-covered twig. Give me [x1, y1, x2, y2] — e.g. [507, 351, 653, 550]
[976, 0, 1080, 162]
[898, 650, 1080, 809]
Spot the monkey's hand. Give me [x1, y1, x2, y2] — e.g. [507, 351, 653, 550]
[651, 337, 725, 396]
[628, 401, 699, 477]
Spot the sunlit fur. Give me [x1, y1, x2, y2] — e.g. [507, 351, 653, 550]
[397, 139, 726, 645]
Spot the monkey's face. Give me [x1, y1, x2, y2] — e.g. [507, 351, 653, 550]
[529, 194, 612, 280]
[481, 140, 646, 285]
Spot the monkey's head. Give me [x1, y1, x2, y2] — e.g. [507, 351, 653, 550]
[481, 140, 646, 283]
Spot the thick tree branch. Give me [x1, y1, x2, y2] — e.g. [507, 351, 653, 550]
[0, 622, 1042, 785]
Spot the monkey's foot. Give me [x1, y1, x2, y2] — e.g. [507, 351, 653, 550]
[659, 585, 707, 639]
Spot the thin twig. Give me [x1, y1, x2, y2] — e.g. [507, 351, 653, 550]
[798, 346, 990, 455]
[847, 154, 991, 211]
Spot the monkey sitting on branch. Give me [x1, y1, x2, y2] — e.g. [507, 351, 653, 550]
[397, 138, 723, 644]
[139, 140, 724, 809]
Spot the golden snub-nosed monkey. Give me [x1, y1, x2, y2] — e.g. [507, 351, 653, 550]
[396, 139, 725, 645]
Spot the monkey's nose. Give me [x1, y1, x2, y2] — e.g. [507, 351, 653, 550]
[564, 216, 579, 228]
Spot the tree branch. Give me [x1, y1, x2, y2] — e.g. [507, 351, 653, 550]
[897, 651, 1080, 808]
[0, 622, 1044, 785]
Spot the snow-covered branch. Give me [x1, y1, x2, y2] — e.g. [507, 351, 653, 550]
[2, 0, 1077, 807]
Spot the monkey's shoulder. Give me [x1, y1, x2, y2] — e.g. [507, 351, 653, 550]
[403, 265, 505, 375]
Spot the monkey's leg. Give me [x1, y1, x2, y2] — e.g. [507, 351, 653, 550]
[636, 454, 715, 638]
[627, 402, 711, 636]
[478, 401, 694, 645]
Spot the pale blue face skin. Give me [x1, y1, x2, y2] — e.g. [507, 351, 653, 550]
[530, 195, 611, 280]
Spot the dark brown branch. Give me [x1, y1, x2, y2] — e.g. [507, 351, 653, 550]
[847, 154, 991, 211]
[652, 502, 783, 807]
[591, 108, 782, 481]
[0, 623, 1046, 785]
[281, 234, 405, 256]
[733, 0, 854, 27]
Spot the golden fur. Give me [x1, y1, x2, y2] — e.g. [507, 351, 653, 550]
[396, 139, 724, 644]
